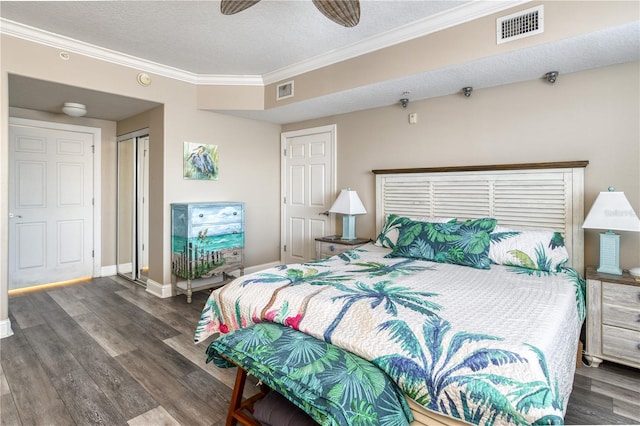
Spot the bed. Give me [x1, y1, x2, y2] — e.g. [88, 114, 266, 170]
[195, 161, 589, 426]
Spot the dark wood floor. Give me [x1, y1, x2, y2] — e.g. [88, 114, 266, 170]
[1, 276, 639, 425]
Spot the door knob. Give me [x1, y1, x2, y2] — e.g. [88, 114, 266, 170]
[9, 213, 22, 218]
[319, 211, 330, 216]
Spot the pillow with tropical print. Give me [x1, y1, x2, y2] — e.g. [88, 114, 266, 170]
[375, 214, 453, 249]
[489, 226, 569, 272]
[385, 217, 497, 269]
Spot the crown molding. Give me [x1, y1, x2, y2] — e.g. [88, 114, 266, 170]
[0, 18, 264, 86]
[262, 0, 530, 84]
[1, 1, 528, 87]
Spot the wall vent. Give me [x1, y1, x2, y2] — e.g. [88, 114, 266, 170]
[497, 5, 543, 44]
[276, 81, 294, 101]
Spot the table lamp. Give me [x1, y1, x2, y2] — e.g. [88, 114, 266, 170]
[582, 187, 640, 275]
[329, 188, 366, 240]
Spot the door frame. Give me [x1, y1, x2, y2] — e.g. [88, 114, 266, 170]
[280, 125, 337, 263]
[8, 117, 102, 280]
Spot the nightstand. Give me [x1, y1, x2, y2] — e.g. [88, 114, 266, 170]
[315, 236, 371, 260]
[585, 266, 640, 369]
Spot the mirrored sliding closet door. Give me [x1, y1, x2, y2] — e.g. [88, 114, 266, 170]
[117, 130, 149, 284]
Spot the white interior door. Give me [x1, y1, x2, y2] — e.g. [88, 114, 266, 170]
[281, 125, 336, 264]
[8, 121, 96, 290]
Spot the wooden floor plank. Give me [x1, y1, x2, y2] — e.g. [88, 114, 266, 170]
[6, 296, 45, 330]
[69, 342, 159, 420]
[1, 393, 22, 426]
[613, 398, 640, 423]
[1, 344, 75, 425]
[115, 349, 225, 426]
[80, 297, 133, 329]
[47, 287, 91, 317]
[115, 288, 176, 318]
[0, 364, 10, 396]
[118, 321, 198, 379]
[43, 312, 101, 352]
[127, 406, 181, 426]
[73, 312, 137, 357]
[50, 368, 128, 426]
[21, 324, 83, 378]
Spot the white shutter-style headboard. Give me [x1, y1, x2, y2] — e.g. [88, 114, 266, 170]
[373, 162, 588, 272]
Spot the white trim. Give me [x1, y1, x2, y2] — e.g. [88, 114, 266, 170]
[144, 261, 281, 299]
[8, 117, 102, 281]
[245, 261, 281, 274]
[101, 264, 117, 277]
[0, 318, 14, 339]
[145, 278, 172, 299]
[0, 1, 527, 87]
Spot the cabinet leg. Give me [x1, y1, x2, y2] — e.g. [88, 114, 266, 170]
[584, 354, 603, 368]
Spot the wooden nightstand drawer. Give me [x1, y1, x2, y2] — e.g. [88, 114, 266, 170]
[603, 303, 640, 332]
[315, 237, 371, 260]
[317, 242, 353, 258]
[602, 325, 640, 364]
[603, 282, 640, 309]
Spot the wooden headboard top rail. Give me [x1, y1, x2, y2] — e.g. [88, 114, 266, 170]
[372, 160, 589, 175]
[373, 161, 588, 273]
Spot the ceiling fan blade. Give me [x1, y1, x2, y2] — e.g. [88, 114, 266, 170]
[220, 0, 261, 15]
[312, 0, 360, 27]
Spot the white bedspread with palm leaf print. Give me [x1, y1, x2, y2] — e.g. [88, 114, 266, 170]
[195, 243, 585, 425]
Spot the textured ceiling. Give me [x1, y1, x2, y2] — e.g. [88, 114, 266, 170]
[2, 1, 639, 124]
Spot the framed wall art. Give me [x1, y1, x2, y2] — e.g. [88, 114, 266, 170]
[183, 142, 219, 180]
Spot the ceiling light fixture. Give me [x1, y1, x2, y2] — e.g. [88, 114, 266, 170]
[462, 87, 473, 97]
[62, 102, 87, 117]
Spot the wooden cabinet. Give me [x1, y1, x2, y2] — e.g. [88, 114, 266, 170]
[171, 202, 244, 302]
[585, 266, 640, 368]
[315, 236, 371, 260]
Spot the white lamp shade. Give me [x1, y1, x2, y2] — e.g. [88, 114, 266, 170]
[583, 191, 640, 232]
[329, 189, 366, 215]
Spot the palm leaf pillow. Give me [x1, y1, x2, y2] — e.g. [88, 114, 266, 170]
[375, 214, 453, 249]
[385, 217, 497, 269]
[489, 226, 569, 272]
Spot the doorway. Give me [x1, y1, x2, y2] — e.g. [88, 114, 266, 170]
[280, 125, 336, 264]
[117, 130, 149, 284]
[8, 118, 101, 290]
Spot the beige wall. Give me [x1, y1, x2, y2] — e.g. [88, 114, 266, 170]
[1, 34, 282, 328]
[283, 61, 640, 272]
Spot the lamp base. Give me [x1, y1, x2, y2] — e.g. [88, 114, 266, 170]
[341, 215, 357, 240]
[597, 231, 622, 275]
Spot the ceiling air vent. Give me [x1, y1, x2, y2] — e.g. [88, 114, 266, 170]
[497, 5, 543, 44]
[276, 81, 294, 101]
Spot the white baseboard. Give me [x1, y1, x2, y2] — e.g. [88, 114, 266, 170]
[145, 278, 173, 298]
[143, 260, 282, 299]
[101, 264, 117, 277]
[0, 318, 14, 339]
[245, 261, 281, 274]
